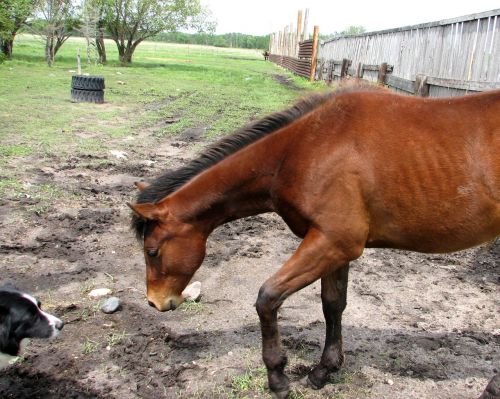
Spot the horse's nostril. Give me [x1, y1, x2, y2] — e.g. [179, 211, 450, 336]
[148, 300, 156, 308]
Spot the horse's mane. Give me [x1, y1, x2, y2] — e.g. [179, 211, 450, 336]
[131, 84, 381, 239]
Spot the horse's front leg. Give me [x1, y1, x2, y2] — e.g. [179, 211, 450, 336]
[306, 263, 349, 389]
[256, 285, 289, 398]
[255, 229, 358, 398]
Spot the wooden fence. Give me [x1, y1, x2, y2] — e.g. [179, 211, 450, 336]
[269, 39, 314, 78]
[268, 10, 321, 81]
[316, 8, 500, 96]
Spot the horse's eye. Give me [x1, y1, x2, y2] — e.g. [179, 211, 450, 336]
[147, 248, 158, 257]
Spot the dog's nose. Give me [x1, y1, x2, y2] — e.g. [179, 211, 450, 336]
[55, 319, 64, 331]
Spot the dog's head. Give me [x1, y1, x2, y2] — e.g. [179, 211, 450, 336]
[0, 285, 64, 356]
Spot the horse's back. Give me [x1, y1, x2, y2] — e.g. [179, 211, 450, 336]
[276, 89, 500, 253]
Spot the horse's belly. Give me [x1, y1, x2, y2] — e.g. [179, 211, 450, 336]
[367, 203, 500, 253]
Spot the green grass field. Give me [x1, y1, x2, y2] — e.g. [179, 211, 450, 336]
[0, 35, 322, 199]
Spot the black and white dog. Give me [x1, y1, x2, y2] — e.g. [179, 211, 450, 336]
[0, 284, 64, 368]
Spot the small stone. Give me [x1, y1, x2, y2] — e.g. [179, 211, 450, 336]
[182, 281, 201, 302]
[386, 378, 394, 386]
[110, 150, 128, 159]
[88, 288, 112, 298]
[101, 297, 121, 314]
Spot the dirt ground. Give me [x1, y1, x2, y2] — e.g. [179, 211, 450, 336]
[0, 102, 499, 399]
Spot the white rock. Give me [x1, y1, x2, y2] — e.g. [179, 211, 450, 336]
[386, 378, 394, 386]
[182, 281, 201, 301]
[110, 150, 128, 159]
[88, 288, 112, 298]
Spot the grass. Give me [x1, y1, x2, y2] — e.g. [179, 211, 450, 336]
[229, 366, 269, 397]
[179, 299, 204, 313]
[82, 337, 99, 354]
[107, 330, 129, 347]
[0, 35, 322, 213]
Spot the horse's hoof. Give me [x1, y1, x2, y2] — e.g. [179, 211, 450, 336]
[299, 375, 325, 390]
[478, 373, 500, 399]
[271, 389, 289, 399]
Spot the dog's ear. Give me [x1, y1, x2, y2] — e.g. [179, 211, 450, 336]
[0, 305, 13, 355]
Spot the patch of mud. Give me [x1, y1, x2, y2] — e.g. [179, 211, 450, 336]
[1, 117, 498, 399]
[179, 126, 207, 141]
[272, 73, 302, 90]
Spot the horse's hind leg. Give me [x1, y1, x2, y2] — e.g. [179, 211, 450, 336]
[306, 263, 349, 389]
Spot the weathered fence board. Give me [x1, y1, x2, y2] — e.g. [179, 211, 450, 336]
[316, 9, 500, 96]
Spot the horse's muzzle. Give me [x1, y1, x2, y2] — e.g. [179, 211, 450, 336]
[147, 295, 183, 312]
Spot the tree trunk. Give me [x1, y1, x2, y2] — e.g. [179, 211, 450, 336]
[119, 50, 132, 64]
[96, 27, 106, 64]
[1, 38, 14, 59]
[45, 35, 55, 67]
[119, 41, 134, 65]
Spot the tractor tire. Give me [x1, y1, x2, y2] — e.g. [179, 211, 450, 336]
[71, 89, 104, 104]
[71, 75, 105, 91]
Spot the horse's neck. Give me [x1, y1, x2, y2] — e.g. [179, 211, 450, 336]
[168, 133, 286, 230]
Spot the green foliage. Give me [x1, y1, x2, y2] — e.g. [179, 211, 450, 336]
[0, 0, 37, 57]
[320, 25, 367, 41]
[152, 31, 270, 50]
[34, 0, 80, 65]
[340, 25, 366, 35]
[99, 0, 213, 64]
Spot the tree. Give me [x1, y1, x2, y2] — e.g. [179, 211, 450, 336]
[340, 25, 366, 35]
[35, 0, 79, 66]
[320, 26, 367, 42]
[78, 0, 107, 64]
[0, 0, 37, 59]
[101, 0, 212, 64]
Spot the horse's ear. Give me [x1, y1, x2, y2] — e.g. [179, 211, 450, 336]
[134, 181, 149, 191]
[127, 202, 167, 221]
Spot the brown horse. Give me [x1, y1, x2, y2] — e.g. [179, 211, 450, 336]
[129, 86, 500, 398]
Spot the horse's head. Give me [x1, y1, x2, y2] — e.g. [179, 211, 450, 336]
[128, 200, 206, 312]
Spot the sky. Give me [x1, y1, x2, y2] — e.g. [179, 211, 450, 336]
[201, 0, 500, 36]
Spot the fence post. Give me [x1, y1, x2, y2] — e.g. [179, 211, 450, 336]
[341, 58, 350, 79]
[356, 62, 364, 79]
[303, 8, 309, 40]
[317, 58, 324, 80]
[309, 25, 320, 82]
[297, 10, 303, 40]
[377, 62, 388, 85]
[415, 74, 430, 96]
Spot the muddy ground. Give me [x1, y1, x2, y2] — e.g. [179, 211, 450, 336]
[0, 99, 499, 399]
